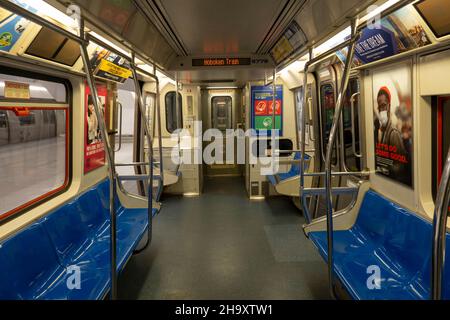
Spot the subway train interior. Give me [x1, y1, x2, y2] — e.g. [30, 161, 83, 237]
[1, 0, 450, 303]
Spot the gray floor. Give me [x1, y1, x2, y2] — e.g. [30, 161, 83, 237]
[118, 176, 330, 300]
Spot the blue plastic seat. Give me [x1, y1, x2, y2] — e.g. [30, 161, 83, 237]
[0, 179, 157, 300]
[268, 152, 311, 186]
[309, 190, 450, 300]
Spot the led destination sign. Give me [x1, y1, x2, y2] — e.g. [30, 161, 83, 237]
[192, 57, 252, 67]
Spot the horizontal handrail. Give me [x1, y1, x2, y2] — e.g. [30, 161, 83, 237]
[276, 159, 307, 165]
[118, 175, 161, 181]
[301, 187, 359, 196]
[274, 150, 315, 154]
[304, 171, 370, 178]
[116, 162, 160, 167]
[114, 102, 123, 152]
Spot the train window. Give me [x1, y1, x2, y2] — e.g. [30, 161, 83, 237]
[145, 94, 156, 135]
[0, 73, 67, 102]
[0, 111, 7, 128]
[165, 91, 183, 134]
[415, 0, 450, 38]
[18, 112, 36, 126]
[320, 83, 338, 165]
[212, 96, 232, 131]
[0, 71, 70, 221]
[342, 78, 362, 172]
[26, 27, 81, 66]
[433, 96, 450, 199]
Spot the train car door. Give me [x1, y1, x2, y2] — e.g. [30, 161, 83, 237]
[294, 79, 321, 214]
[0, 110, 8, 145]
[334, 63, 364, 210]
[315, 64, 341, 216]
[434, 96, 450, 200]
[204, 90, 242, 177]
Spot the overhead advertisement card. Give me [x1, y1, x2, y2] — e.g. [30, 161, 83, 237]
[0, 1, 37, 52]
[270, 21, 307, 64]
[90, 46, 132, 83]
[337, 5, 433, 66]
[372, 62, 413, 187]
[4, 81, 30, 99]
[84, 84, 108, 174]
[251, 85, 283, 136]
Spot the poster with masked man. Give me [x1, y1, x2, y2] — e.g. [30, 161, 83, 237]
[372, 62, 413, 187]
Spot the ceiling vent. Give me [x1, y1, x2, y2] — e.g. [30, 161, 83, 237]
[256, 0, 308, 55]
[133, 0, 189, 57]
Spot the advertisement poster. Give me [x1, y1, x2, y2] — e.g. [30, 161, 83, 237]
[337, 5, 432, 66]
[270, 21, 307, 64]
[251, 85, 283, 135]
[84, 84, 107, 173]
[90, 46, 132, 83]
[0, 1, 37, 52]
[0, 14, 31, 52]
[373, 62, 413, 187]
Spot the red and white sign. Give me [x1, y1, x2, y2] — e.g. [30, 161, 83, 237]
[254, 100, 267, 115]
[268, 100, 282, 115]
[84, 84, 107, 173]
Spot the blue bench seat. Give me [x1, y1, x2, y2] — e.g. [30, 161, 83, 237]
[0, 179, 157, 300]
[268, 152, 310, 186]
[308, 190, 450, 300]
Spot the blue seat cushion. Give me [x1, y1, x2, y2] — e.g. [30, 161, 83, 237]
[0, 179, 156, 300]
[0, 223, 66, 300]
[268, 152, 311, 185]
[309, 190, 450, 300]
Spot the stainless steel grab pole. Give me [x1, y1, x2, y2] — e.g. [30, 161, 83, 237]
[114, 102, 123, 152]
[324, 19, 360, 299]
[308, 97, 315, 142]
[300, 48, 313, 224]
[272, 68, 277, 136]
[79, 17, 118, 300]
[350, 93, 362, 158]
[154, 64, 164, 186]
[131, 53, 154, 247]
[432, 143, 450, 299]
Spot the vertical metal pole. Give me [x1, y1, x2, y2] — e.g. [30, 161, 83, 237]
[78, 17, 118, 299]
[154, 64, 164, 186]
[300, 48, 313, 224]
[272, 68, 277, 135]
[324, 19, 359, 299]
[175, 73, 182, 168]
[131, 53, 154, 247]
[432, 146, 450, 299]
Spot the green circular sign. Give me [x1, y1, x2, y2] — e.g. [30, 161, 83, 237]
[0, 32, 13, 47]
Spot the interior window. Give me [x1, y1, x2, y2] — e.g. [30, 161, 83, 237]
[0, 71, 69, 220]
[320, 83, 338, 165]
[342, 78, 362, 172]
[165, 91, 183, 134]
[0, 73, 67, 102]
[212, 96, 232, 131]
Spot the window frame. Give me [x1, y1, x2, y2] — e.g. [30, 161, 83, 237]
[319, 81, 338, 166]
[414, 0, 450, 39]
[165, 91, 183, 134]
[0, 66, 72, 223]
[341, 77, 362, 172]
[211, 95, 233, 131]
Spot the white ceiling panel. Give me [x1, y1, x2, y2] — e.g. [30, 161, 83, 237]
[156, 0, 288, 55]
